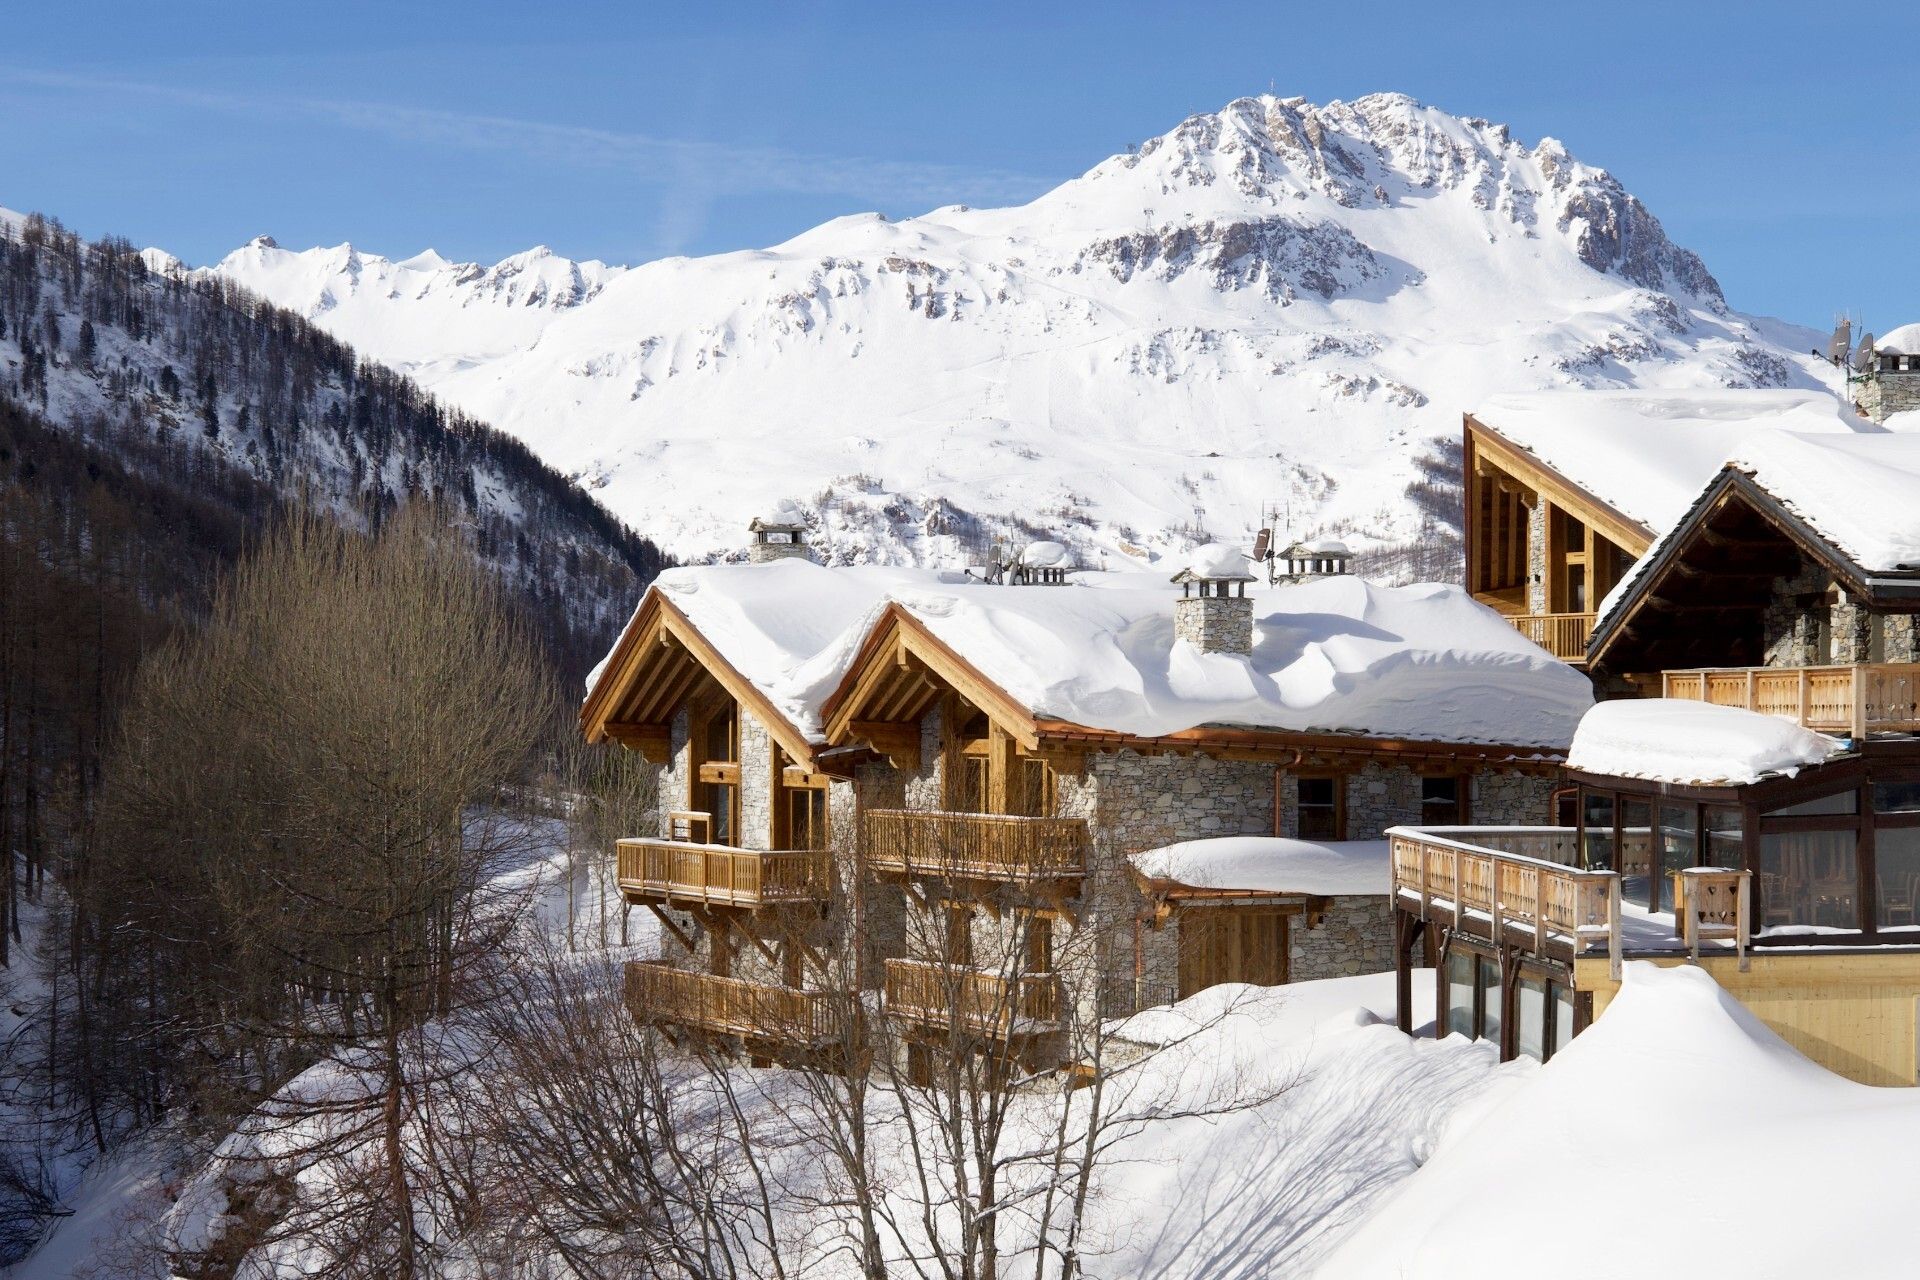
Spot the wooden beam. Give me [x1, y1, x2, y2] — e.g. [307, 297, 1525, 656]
[644, 903, 697, 952]
[850, 720, 921, 772]
[604, 721, 671, 763]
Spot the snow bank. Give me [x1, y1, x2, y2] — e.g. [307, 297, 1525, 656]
[1319, 961, 1920, 1279]
[1130, 836, 1390, 896]
[1473, 389, 1871, 534]
[1567, 698, 1842, 785]
[1726, 430, 1920, 572]
[601, 563, 1593, 749]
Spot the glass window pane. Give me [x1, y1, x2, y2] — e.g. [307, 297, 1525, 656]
[1877, 827, 1920, 930]
[1620, 798, 1654, 910]
[1656, 803, 1696, 914]
[1873, 782, 1920, 815]
[1552, 984, 1575, 1058]
[1766, 791, 1857, 818]
[1760, 829, 1859, 933]
[1582, 791, 1616, 872]
[1422, 776, 1463, 823]
[1704, 807, 1743, 869]
[1478, 956, 1503, 1047]
[1517, 975, 1547, 1062]
[1446, 951, 1475, 1039]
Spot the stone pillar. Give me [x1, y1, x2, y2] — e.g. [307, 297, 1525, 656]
[748, 539, 810, 564]
[1174, 594, 1254, 656]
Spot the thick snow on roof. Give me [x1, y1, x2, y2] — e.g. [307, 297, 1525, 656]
[1726, 430, 1920, 572]
[1877, 322, 1920, 356]
[1019, 539, 1068, 567]
[1319, 962, 1920, 1279]
[1303, 537, 1351, 555]
[1567, 698, 1842, 786]
[1130, 837, 1390, 896]
[1472, 389, 1872, 534]
[598, 561, 1593, 748]
[1185, 542, 1254, 579]
[894, 570, 1592, 746]
[756, 497, 807, 528]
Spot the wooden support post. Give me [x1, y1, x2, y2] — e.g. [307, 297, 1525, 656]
[987, 723, 1017, 815]
[1736, 869, 1751, 973]
[1606, 877, 1622, 982]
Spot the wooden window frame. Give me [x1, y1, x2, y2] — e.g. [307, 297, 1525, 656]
[1293, 774, 1346, 841]
[1419, 773, 1470, 826]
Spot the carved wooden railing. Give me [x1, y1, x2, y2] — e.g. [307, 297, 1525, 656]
[1674, 868, 1752, 971]
[883, 958, 1061, 1035]
[616, 838, 829, 907]
[625, 962, 844, 1046]
[1389, 826, 1622, 978]
[863, 810, 1089, 881]
[1506, 612, 1597, 662]
[1663, 663, 1920, 736]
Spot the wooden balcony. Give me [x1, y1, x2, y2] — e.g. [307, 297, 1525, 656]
[1505, 612, 1596, 663]
[616, 838, 829, 908]
[863, 810, 1089, 882]
[1389, 826, 1622, 977]
[624, 961, 844, 1047]
[884, 958, 1061, 1037]
[1662, 664, 1920, 737]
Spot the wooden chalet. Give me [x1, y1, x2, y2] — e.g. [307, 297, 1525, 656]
[1396, 427, 1920, 1084]
[584, 529, 1590, 1068]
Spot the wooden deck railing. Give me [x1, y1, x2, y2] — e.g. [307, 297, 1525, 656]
[625, 962, 844, 1046]
[1505, 612, 1596, 663]
[863, 810, 1090, 881]
[884, 958, 1061, 1035]
[616, 838, 829, 907]
[1388, 826, 1622, 978]
[1662, 663, 1920, 736]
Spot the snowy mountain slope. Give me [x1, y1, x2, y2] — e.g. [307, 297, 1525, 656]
[204, 93, 1845, 566]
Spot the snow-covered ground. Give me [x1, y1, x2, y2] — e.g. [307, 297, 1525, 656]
[196, 92, 1846, 566]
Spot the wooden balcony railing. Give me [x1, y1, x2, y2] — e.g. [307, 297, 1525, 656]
[1389, 826, 1622, 978]
[1662, 663, 1920, 736]
[624, 962, 845, 1046]
[1505, 612, 1596, 662]
[884, 958, 1061, 1036]
[616, 838, 829, 907]
[863, 810, 1090, 881]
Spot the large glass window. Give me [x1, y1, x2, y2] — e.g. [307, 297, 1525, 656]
[1765, 791, 1857, 819]
[1478, 956, 1503, 1049]
[1704, 807, 1743, 869]
[1877, 827, 1920, 930]
[1446, 951, 1475, 1039]
[1516, 974, 1547, 1062]
[1620, 797, 1654, 909]
[1874, 782, 1920, 815]
[1582, 790, 1616, 872]
[1761, 829, 1859, 931]
[1552, 983, 1575, 1059]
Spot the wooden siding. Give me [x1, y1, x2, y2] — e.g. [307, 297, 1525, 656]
[864, 810, 1090, 881]
[1575, 951, 1920, 1086]
[616, 838, 829, 907]
[1662, 663, 1920, 736]
[1178, 909, 1289, 997]
[624, 961, 844, 1046]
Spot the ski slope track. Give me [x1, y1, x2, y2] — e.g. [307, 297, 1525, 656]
[209, 92, 1843, 566]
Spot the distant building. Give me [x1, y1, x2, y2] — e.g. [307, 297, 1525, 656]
[1856, 323, 1920, 424]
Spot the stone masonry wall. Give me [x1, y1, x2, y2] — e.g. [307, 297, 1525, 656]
[738, 710, 774, 850]
[1527, 496, 1547, 615]
[1174, 594, 1254, 656]
[1859, 373, 1920, 424]
[1472, 770, 1557, 825]
[1290, 895, 1395, 981]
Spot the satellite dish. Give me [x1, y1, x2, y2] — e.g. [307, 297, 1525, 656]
[1251, 527, 1273, 561]
[1828, 317, 1853, 365]
[1854, 333, 1877, 374]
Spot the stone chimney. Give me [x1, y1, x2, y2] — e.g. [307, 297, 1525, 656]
[1857, 324, 1920, 424]
[1170, 542, 1257, 656]
[748, 499, 811, 564]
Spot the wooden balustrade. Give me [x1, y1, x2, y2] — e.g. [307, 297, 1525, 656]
[1389, 826, 1622, 978]
[883, 958, 1061, 1035]
[616, 838, 829, 907]
[1662, 663, 1920, 736]
[1674, 868, 1752, 971]
[1505, 612, 1597, 662]
[863, 810, 1090, 881]
[624, 961, 844, 1046]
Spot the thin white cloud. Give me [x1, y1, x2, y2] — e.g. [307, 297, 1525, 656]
[4, 67, 1049, 210]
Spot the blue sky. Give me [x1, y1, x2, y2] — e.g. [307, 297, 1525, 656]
[4, 2, 1913, 330]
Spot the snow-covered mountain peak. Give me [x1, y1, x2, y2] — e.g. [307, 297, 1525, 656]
[204, 91, 1838, 567]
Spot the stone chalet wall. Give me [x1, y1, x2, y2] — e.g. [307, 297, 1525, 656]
[1762, 558, 1919, 667]
[1290, 894, 1395, 981]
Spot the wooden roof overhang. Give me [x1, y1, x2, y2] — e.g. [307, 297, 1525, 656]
[1587, 469, 1920, 675]
[1130, 866, 1336, 926]
[1463, 415, 1658, 558]
[579, 589, 824, 771]
[820, 604, 1569, 775]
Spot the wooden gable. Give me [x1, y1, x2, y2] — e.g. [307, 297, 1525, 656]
[579, 591, 823, 770]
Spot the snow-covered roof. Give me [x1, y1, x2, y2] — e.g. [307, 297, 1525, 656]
[1301, 538, 1352, 556]
[1878, 322, 1920, 356]
[1471, 389, 1873, 536]
[751, 498, 808, 530]
[1178, 542, 1256, 580]
[595, 560, 1594, 750]
[1020, 540, 1068, 567]
[1130, 837, 1390, 896]
[1566, 699, 1843, 787]
[1724, 431, 1920, 573]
